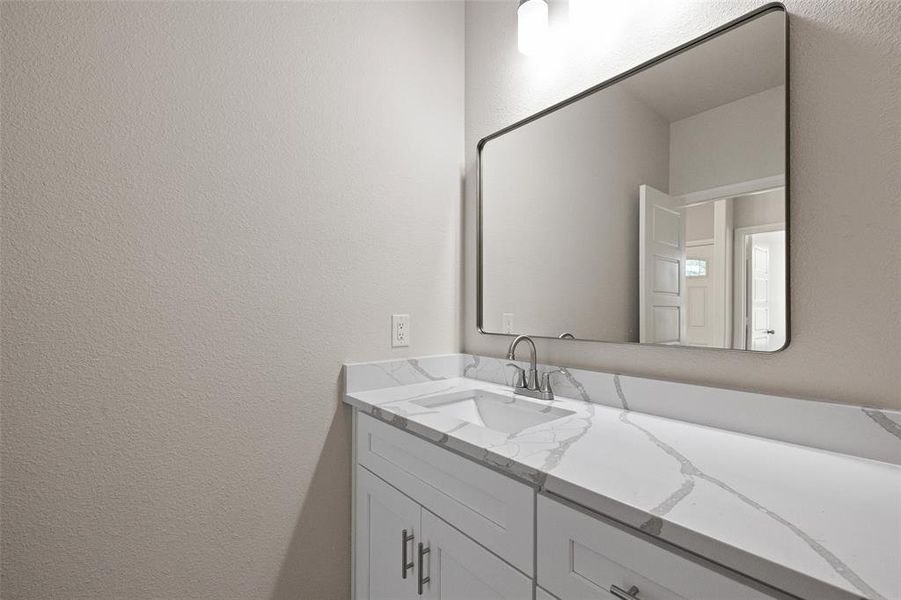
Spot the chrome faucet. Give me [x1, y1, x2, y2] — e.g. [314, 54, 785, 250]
[505, 335, 554, 400]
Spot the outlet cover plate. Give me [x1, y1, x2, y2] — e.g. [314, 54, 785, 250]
[392, 314, 410, 347]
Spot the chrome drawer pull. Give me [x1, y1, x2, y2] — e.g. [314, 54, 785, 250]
[401, 529, 414, 579]
[417, 542, 431, 595]
[609, 584, 640, 599]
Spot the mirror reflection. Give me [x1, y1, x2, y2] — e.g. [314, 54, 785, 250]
[479, 7, 787, 351]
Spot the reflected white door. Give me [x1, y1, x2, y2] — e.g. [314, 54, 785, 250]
[749, 243, 771, 351]
[639, 185, 685, 344]
[685, 243, 716, 346]
[746, 230, 786, 351]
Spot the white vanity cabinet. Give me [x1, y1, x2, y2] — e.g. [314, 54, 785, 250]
[418, 508, 533, 599]
[353, 413, 534, 599]
[353, 411, 781, 600]
[354, 412, 534, 573]
[355, 466, 422, 600]
[355, 466, 531, 599]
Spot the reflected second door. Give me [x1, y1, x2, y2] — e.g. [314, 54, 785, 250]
[747, 230, 786, 351]
[685, 243, 717, 346]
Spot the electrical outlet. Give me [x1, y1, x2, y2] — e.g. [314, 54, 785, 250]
[502, 313, 514, 334]
[392, 314, 410, 347]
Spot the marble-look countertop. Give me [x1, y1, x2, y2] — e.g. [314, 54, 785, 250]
[344, 377, 901, 600]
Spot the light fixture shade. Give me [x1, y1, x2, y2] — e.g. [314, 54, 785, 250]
[517, 0, 548, 56]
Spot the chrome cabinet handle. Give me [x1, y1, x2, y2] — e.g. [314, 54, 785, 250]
[609, 584, 640, 599]
[417, 542, 430, 595]
[765, 329, 776, 335]
[401, 529, 414, 579]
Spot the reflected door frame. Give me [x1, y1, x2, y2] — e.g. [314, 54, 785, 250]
[733, 222, 786, 350]
[679, 178, 786, 350]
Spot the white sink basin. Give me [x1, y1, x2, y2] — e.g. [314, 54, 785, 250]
[412, 389, 574, 434]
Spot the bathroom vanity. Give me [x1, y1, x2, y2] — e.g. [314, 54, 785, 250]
[347, 6, 901, 600]
[353, 411, 773, 600]
[344, 355, 901, 600]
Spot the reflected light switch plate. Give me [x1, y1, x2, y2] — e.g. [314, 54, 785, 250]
[502, 313, 514, 334]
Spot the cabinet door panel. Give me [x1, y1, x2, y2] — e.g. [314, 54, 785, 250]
[355, 466, 420, 600]
[421, 509, 533, 600]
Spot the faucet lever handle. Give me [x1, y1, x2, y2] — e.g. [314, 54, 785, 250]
[505, 363, 526, 388]
[539, 369, 564, 394]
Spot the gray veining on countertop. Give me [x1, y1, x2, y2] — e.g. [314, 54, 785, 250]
[343, 354, 901, 600]
[617, 409, 885, 600]
[863, 408, 901, 442]
[347, 353, 901, 465]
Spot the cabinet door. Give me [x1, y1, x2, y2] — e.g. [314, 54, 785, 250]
[419, 509, 533, 600]
[355, 466, 421, 600]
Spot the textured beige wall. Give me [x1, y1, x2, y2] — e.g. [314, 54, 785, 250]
[669, 85, 785, 196]
[1, 2, 463, 598]
[481, 86, 669, 340]
[464, 0, 901, 410]
[733, 189, 785, 229]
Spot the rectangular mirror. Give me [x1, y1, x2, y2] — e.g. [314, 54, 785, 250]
[478, 5, 788, 351]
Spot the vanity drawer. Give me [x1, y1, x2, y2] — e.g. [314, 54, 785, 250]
[355, 413, 534, 574]
[537, 495, 775, 600]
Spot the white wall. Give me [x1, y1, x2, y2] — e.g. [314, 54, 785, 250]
[670, 86, 785, 196]
[733, 188, 786, 228]
[481, 86, 669, 340]
[1, 2, 463, 598]
[685, 202, 716, 242]
[464, 0, 901, 410]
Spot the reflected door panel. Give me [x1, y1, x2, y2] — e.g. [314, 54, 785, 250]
[685, 244, 716, 347]
[639, 185, 684, 345]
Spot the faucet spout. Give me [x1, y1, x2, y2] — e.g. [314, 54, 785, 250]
[504, 335, 554, 400]
[506, 335, 538, 389]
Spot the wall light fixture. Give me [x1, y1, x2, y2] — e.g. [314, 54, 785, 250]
[518, 0, 549, 56]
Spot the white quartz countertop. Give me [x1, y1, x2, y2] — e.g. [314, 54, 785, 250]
[344, 377, 901, 600]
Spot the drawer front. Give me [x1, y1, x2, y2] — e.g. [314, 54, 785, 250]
[356, 413, 534, 574]
[537, 495, 774, 600]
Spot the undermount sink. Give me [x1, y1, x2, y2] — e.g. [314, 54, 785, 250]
[412, 389, 574, 434]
